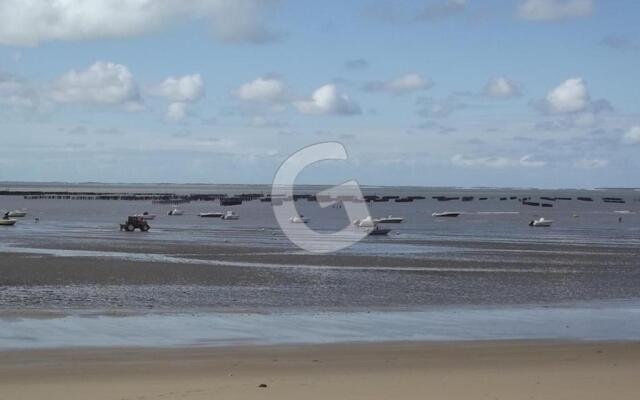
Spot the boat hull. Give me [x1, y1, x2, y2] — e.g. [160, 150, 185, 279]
[199, 213, 223, 218]
[432, 212, 460, 217]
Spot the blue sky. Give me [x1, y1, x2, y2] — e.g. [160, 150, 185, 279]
[0, 0, 638, 188]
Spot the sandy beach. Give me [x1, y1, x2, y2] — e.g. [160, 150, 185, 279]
[1, 341, 639, 400]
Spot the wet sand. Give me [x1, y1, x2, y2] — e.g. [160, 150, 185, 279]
[2, 233, 640, 312]
[1, 341, 639, 400]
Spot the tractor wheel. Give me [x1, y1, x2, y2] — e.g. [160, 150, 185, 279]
[126, 224, 135, 232]
[141, 224, 150, 232]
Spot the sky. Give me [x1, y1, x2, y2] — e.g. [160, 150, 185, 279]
[0, 0, 639, 188]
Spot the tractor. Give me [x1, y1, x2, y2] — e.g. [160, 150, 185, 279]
[120, 215, 150, 232]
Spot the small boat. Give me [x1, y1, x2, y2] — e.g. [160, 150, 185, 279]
[374, 216, 404, 224]
[7, 210, 27, 218]
[289, 215, 310, 223]
[432, 211, 460, 218]
[221, 211, 239, 220]
[136, 211, 156, 220]
[167, 208, 184, 216]
[367, 226, 391, 236]
[529, 217, 553, 227]
[199, 212, 224, 218]
[0, 218, 17, 226]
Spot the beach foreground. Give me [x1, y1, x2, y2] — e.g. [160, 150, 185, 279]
[1, 341, 639, 400]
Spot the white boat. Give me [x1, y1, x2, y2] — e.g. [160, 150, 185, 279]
[221, 211, 239, 220]
[136, 212, 156, 220]
[432, 211, 460, 218]
[0, 218, 17, 226]
[529, 217, 553, 227]
[352, 216, 376, 227]
[289, 215, 310, 223]
[7, 210, 27, 218]
[199, 212, 224, 218]
[167, 208, 184, 216]
[374, 215, 404, 224]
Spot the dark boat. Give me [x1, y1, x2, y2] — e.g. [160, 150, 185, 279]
[367, 226, 391, 236]
[432, 211, 460, 217]
[220, 197, 243, 206]
[199, 212, 224, 218]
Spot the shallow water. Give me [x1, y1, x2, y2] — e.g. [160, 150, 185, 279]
[1, 185, 639, 346]
[1, 300, 640, 349]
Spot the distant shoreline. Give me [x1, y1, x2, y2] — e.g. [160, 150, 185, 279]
[2, 180, 639, 191]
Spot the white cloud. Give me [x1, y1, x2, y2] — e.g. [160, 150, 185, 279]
[483, 77, 520, 98]
[149, 74, 205, 121]
[545, 78, 589, 113]
[49, 61, 142, 110]
[166, 102, 189, 122]
[294, 84, 361, 115]
[452, 154, 546, 168]
[622, 126, 640, 144]
[517, 0, 593, 21]
[365, 73, 431, 94]
[150, 74, 204, 103]
[0, 0, 281, 46]
[235, 77, 285, 102]
[573, 158, 608, 169]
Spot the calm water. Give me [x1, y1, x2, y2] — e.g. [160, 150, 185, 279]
[1, 184, 639, 346]
[1, 184, 639, 249]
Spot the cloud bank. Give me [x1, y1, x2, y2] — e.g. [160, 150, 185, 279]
[0, 0, 282, 46]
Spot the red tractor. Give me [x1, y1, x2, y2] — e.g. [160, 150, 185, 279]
[120, 216, 150, 232]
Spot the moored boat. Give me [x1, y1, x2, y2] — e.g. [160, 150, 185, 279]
[529, 217, 553, 227]
[199, 212, 224, 218]
[135, 211, 156, 220]
[375, 215, 404, 224]
[7, 210, 27, 218]
[167, 208, 184, 216]
[367, 226, 391, 236]
[289, 215, 310, 223]
[432, 211, 460, 218]
[221, 211, 239, 220]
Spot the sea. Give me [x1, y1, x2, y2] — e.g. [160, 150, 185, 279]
[0, 182, 639, 348]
